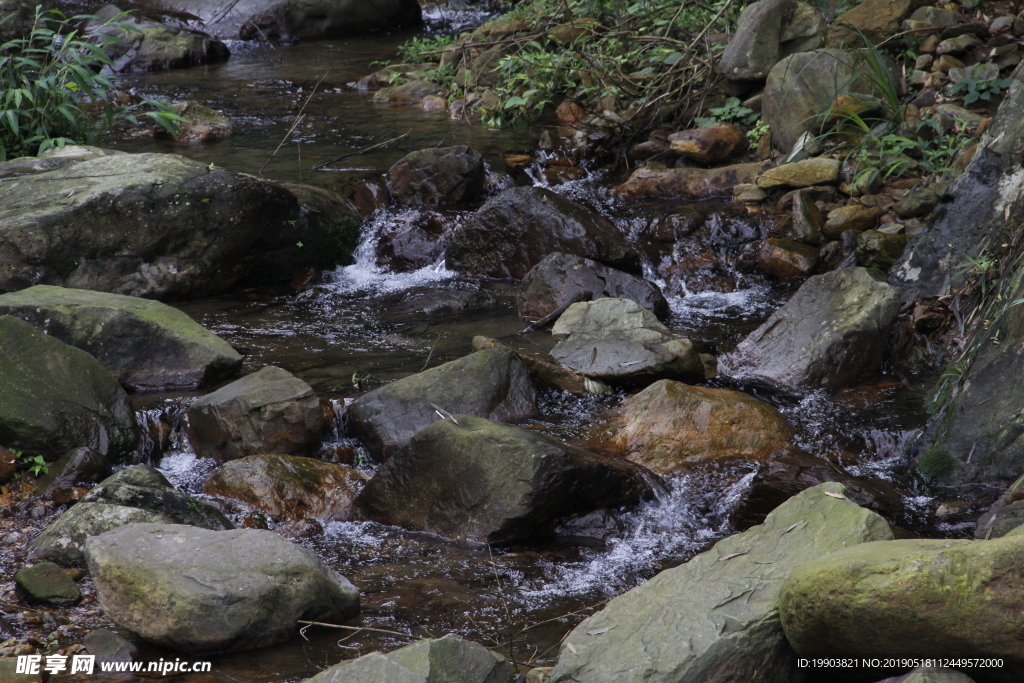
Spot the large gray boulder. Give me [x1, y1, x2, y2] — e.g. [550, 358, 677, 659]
[386, 146, 485, 206]
[0, 315, 137, 462]
[779, 535, 1024, 680]
[135, 0, 422, 40]
[0, 285, 242, 391]
[719, 0, 826, 81]
[356, 415, 656, 543]
[31, 465, 231, 566]
[518, 253, 669, 321]
[0, 152, 351, 299]
[90, 5, 230, 73]
[727, 268, 900, 392]
[185, 366, 329, 462]
[763, 48, 898, 153]
[304, 634, 516, 683]
[85, 523, 360, 653]
[547, 483, 893, 683]
[446, 187, 642, 279]
[347, 347, 538, 460]
[550, 299, 704, 386]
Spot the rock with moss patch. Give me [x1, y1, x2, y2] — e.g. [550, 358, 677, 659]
[779, 535, 1024, 677]
[160, 101, 233, 142]
[856, 230, 908, 272]
[30, 465, 231, 566]
[91, 6, 230, 73]
[0, 315, 138, 462]
[546, 483, 893, 683]
[0, 285, 242, 391]
[15, 562, 81, 605]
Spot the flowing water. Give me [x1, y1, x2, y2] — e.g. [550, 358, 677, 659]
[0, 12, 952, 682]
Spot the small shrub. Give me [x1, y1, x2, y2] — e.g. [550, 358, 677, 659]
[396, 34, 454, 64]
[950, 75, 1013, 105]
[0, 6, 181, 161]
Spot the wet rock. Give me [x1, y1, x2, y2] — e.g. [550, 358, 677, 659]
[353, 180, 390, 217]
[719, 0, 826, 81]
[757, 158, 842, 189]
[728, 267, 901, 392]
[14, 562, 81, 605]
[472, 336, 611, 396]
[375, 209, 448, 271]
[446, 187, 641, 279]
[975, 499, 1024, 539]
[547, 483, 893, 683]
[0, 285, 242, 391]
[85, 523, 359, 653]
[356, 415, 655, 543]
[823, 204, 885, 239]
[730, 448, 904, 528]
[203, 455, 369, 522]
[779, 535, 1024, 672]
[83, 628, 138, 666]
[91, 6, 230, 73]
[185, 366, 329, 462]
[593, 380, 794, 473]
[877, 668, 977, 683]
[550, 299, 704, 386]
[668, 122, 748, 165]
[764, 49, 898, 152]
[348, 347, 537, 460]
[892, 185, 940, 218]
[790, 189, 825, 244]
[163, 101, 233, 142]
[856, 229, 908, 272]
[386, 146, 485, 206]
[614, 160, 772, 200]
[34, 447, 111, 494]
[757, 238, 820, 278]
[139, 0, 421, 41]
[306, 634, 517, 683]
[827, 0, 916, 47]
[518, 253, 669, 321]
[0, 145, 123, 179]
[0, 152, 345, 299]
[0, 316, 137, 462]
[31, 465, 231, 565]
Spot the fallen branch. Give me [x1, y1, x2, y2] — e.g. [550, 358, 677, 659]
[312, 131, 411, 171]
[511, 290, 593, 336]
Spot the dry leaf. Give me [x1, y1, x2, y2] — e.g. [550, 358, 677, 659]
[824, 492, 846, 499]
[718, 551, 748, 561]
[783, 521, 804, 534]
[588, 627, 614, 635]
[567, 642, 578, 655]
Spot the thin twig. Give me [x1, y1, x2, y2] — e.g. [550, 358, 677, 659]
[260, 73, 327, 175]
[312, 131, 410, 170]
[488, 544, 519, 673]
[297, 621, 421, 639]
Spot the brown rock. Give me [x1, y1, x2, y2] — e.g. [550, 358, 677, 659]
[932, 54, 965, 72]
[668, 122, 749, 165]
[592, 379, 795, 473]
[550, 17, 601, 43]
[0, 445, 15, 485]
[420, 95, 447, 112]
[822, 204, 884, 239]
[827, 0, 916, 47]
[757, 238, 820, 278]
[757, 158, 842, 189]
[50, 486, 89, 506]
[204, 454, 369, 522]
[352, 181, 389, 217]
[615, 160, 773, 199]
[557, 101, 586, 125]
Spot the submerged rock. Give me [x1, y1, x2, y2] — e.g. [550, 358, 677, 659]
[0, 315, 137, 462]
[356, 415, 656, 543]
[347, 348, 538, 460]
[85, 523, 360, 653]
[547, 483, 893, 683]
[593, 380, 794, 473]
[304, 634, 517, 683]
[163, 101, 234, 142]
[203, 455, 369, 522]
[31, 465, 231, 566]
[518, 253, 669, 321]
[0, 152, 351, 299]
[185, 366, 329, 462]
[728, 267, 900, 392]
[386, 146, 485, 206]
[779, 534, 1024, 674]
[446, 187, 641, 279]
[0, 285, 242, 391]
[550, 299, 704, 386]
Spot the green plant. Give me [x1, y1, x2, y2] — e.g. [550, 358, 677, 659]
[951, 76, 1013, 105]
[396, 34, 454, 64]
[0, 7, 182, 161]
[694, 97, 758, 127]
[11, 449, 48, 477]
[746, 119, 769, 145]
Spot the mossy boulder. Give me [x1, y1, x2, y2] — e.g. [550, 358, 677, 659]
[92, 6, 230, 73]
[14, 562, 81, 605]
[85, 523, 360, 653]
[779, 535, 1024, 678]
[0, 285, 242, 391]
[547, 483, 893, 683]
[0, 315, 137, 462]
[203, 454, 369, 522]
[356, 415, 657, 543]
[31, 465, 231, 566]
